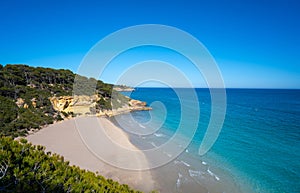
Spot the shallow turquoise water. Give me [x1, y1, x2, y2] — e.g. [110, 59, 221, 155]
[118, 88, 300, 193]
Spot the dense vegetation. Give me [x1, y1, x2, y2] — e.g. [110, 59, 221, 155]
[0, 137, 144, 193]
[0, 64, 114, 137]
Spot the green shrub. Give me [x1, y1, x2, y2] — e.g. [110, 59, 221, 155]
[0, 137, 143, 193]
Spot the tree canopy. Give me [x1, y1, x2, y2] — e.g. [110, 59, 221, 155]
[0, 64, 115, 136]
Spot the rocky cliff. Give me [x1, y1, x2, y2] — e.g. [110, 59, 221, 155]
[49, 95, 151, 117]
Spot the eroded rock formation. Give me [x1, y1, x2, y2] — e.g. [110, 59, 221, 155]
[49, 95, 151, 117]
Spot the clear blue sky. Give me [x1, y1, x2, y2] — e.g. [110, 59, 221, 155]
[0, 0, 299, 88]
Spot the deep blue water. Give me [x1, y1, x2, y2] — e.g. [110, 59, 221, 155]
[120, 88, 300, 193]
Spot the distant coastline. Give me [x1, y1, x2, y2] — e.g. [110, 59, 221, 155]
[113, 85, 135, 92]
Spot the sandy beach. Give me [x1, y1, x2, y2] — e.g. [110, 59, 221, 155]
[26, 116, 156, 192]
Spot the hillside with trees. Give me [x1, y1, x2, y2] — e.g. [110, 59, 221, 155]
[0, 64, 118, 137]
[0, 64, 152, 193]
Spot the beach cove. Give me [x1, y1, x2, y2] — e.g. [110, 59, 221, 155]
[26, 116, 156, 193]
[25, 115, 239, 193]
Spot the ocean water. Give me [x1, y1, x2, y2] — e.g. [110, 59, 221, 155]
[114, 88, 300, 193]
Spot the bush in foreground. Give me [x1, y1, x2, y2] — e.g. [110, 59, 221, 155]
[0, 137, 144, 193]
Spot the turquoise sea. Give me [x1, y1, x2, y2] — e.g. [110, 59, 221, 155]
[114, 88, 300, 193]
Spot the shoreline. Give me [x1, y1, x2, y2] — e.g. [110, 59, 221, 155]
[26, 116, 156, 192]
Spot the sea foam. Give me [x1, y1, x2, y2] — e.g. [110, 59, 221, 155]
[207, 168, 220, 181]
[154, 133, 165, 137]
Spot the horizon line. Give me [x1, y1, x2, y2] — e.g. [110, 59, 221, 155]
[128, 87, 300, 90]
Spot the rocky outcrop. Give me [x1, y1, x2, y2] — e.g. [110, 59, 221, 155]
[49, 95, 99, 115]
[50, 96, 74, 112]
[15, 98, 29, 108]
[96, 103, 151, 117]
[16, 98, 25, 108]
[113, 87, 135, 92]
[31, 98, 37, 108]
[113, 85, 135, 92]
[49, 95, 151, 117]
